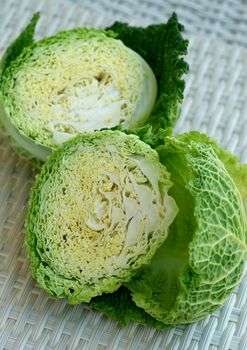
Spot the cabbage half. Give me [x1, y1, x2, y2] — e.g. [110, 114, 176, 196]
[0, 13, 188, 167]
[90, 131, 247, 328]
[0, 14, 156, 163]
[25, 130, 178, 303]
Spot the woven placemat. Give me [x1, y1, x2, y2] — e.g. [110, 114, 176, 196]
[69, 0, 247, 49]
[0, 0, 247, 349]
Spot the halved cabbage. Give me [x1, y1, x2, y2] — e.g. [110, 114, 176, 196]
[0, 14, 156, 164]
[25, 130, 178, 303]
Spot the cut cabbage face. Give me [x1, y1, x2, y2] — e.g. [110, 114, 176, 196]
[0, 26, 157, 158]
[26, 130, 178, 303]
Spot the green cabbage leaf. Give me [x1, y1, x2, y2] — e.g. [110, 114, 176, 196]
[108, 13, 189, 132]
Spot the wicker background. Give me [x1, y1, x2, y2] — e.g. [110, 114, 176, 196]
[0, 0, 247, 349]
[71, 0, 247, 48]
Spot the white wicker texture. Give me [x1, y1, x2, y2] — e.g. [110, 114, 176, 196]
[0, 0, 247, 349]
[70, 0, 247, 48]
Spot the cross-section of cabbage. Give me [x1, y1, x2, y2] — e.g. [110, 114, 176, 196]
[26, 130, 177, 303]
[0, 27, 157, 162]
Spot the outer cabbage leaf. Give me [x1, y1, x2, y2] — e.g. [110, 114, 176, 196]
[108, 12, 189, 131]
[176, 131, 247, 214]
[26, 130, 177, 303]
[90, 287, 168, 330]
[0, 13, 40, 77]
[0, 13, 47, 167]
[124, 124, 172, 149]
[126, 134, 247, 326]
